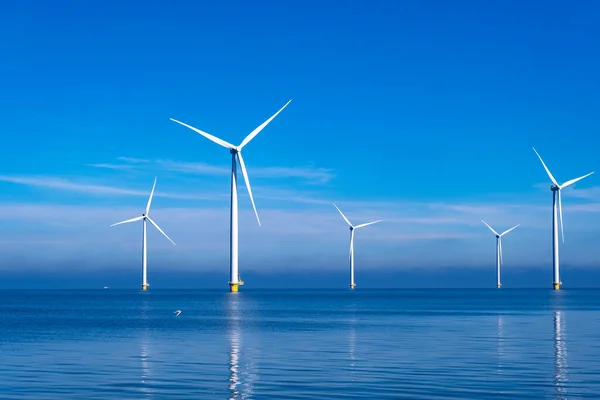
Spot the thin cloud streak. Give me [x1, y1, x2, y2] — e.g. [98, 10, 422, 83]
[0, 175, 224, 201]
[89, 157, 336, 184]
[0, 201, 599, 270]
[0, 173, 335, 205]
[533, 181, 599, 200]
[562, 185, 600, 200]
[368, 232, 476, 241]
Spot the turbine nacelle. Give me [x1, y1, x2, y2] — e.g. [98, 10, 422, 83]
[533, 147, 594, 243]
[333, 203, 382, 263]
[481, 220, 519, 266]
[170, 100, 292, 228]
[110, 178, 176, 246]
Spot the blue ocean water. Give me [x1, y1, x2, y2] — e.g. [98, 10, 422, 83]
[1, 289, 599, 399]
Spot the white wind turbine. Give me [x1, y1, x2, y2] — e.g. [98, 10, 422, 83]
[110, 178, 176, 290]
[481, 220, 519, 288]
[333, 203, 382, 289]
[170, 100, 291, 292]
[533, 147, 594, 290]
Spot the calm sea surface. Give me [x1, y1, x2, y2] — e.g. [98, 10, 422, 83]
[1, 289, 600, 399]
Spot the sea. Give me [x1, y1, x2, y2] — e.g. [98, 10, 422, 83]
[1, 289, 599, 399]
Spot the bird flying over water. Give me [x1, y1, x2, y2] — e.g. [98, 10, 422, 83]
[174, 310, 182, 317]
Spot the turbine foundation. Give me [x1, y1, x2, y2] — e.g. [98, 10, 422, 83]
[553, 282, 561, 290]
[350, 284, 356, 290]
[142, 284, 148, 291]
[229, 283, 239, 293]
[497, 284, 501, 289]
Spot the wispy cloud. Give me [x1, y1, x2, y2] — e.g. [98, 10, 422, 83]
[533, 181, 599, 200]
[0, 198, 599, 269]
[0, 173, 336, 205]
[89, 157, 336, 184]
[367, 232, 476, 241]
[0, 175, 224, 201]
[562, 185, 600, 200]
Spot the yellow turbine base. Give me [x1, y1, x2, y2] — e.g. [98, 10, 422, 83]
[553, 283, 560, 290]
[350, 284, 356, 290]
[142, 284, 148, 291]
[497, 284, 501, 289]
[229, 283, 239, 293]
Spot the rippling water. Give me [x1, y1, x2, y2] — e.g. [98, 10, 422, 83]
[1, 289, 599, 399]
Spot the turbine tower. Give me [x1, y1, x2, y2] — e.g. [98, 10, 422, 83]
[110, 178, 176, 290]
[170, 101, 291, 292]
[333, 203, 382, 289]
[481, 220, 519, 288]
[533, 147, 594, 290]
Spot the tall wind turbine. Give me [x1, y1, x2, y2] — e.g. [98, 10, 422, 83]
[481, 220, 519, 288]
[110, 178, 176, 290]
[170, 101, 291, 292]
[533, 147, 594, 290]
[333, 203, 382, 289]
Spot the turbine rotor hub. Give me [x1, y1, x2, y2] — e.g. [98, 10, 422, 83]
[230, 147, 239, 155]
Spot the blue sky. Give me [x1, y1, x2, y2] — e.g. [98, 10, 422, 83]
[0, 1, 599, 287]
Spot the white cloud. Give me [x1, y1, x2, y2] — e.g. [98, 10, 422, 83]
[88, 157, 336, 184]
[1, 163, 599, 271]
[0, 175, 227, 201]
[0, 195, 598, 270]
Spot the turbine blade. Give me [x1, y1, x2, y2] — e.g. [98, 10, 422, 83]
[147, 217, 176, 245]
[349, 230, 355, 261]
[481, 220, 500, 236]
[532, 147, 559, 187]
[238, 100, 292, 149]
[500, 224, 520, 236]
[110, 216, 143, 227]
[333, 203, 352, 227]
[146, 177, 157, 215]
[354, 220, 383, 229]
[560, 171, 594, 189]
[237, 152, 260, 226]
[170, 118, 235, 149]
[558, 189, 564, 243]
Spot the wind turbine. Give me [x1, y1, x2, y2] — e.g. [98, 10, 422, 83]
[333, 203, 382, 289]
[481, 220, 519, 288]
[170, 100, 291, 292]
[110, 178, 176, 290]
[533, 147, 594, 290]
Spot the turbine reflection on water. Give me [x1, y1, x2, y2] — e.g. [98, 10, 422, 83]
[227, 294, 255, 400]
[349, 319, 356, 366]
[496, 315, 504, 374]
[138, 296, 154, 397]
[140, 331, 153, 397]
[228, 295, 241, 399]
[554, 311, 568, 399]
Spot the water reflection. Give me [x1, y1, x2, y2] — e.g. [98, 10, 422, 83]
[554, 311, 568, 399]
[228, 295, 241, 399]
[227, 294, 254, 400]
[496, 315, 504, 374]
[140, 330, 153, 397]
[139, 297, 153, 397]
[349, 318, 356, 365]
